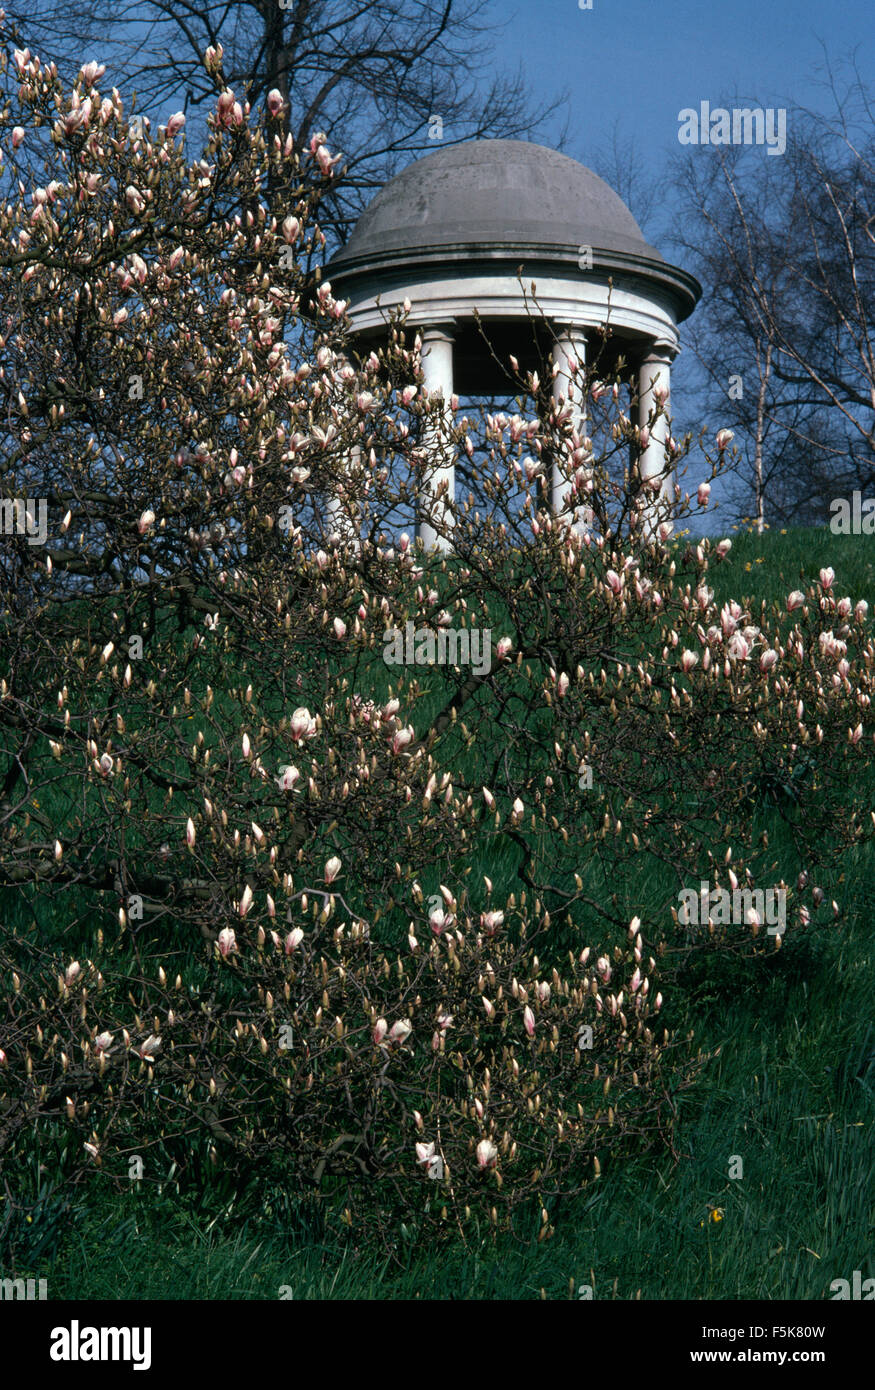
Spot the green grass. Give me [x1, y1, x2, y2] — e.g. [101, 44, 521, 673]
[3, 526, 874, 1299]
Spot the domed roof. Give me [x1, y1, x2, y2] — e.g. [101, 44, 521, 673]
[330, 139, 661, 266]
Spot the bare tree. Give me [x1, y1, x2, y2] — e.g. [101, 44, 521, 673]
[670, 69, 875, 527]
[7, 0, 568, 246]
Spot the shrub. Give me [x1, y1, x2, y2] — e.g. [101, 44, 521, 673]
[0, 21, 872, 1248]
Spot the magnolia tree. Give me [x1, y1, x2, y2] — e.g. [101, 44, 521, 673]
[1, 22, 873, 1250]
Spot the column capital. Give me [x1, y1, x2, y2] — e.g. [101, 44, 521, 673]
[640, 337, 679, 365]
[419, 321, 456, 344]
[552, 319, 588, 338]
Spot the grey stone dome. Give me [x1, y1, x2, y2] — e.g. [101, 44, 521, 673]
[330, 139, 662, 266]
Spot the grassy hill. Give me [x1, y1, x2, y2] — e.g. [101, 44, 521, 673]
[2, 526, 873, 1299]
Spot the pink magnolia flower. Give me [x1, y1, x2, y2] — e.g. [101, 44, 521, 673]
[185, 817, 196, 848]
[94, 1031, 114, 1054]
[284, 928, 304, 953]
[819, 567, 835, 591]
[680, 649, 698, 673]
[716, 539, 732, 558]
[314, 143, 340, 176]
[290, 707, 317, 741]
[523, 1005, 535, 1037]
[697, 481, 711, 506]
[416, 1141, 436, 1167]
[333, 617, 347, 639]
[387, 1018, 412, 1045]
[324, 856, 341, 884]
[786, 590, 805, 611]
[373, 1018, 388, 1045]
[496, 637, 513, 660]
[855, 600, 868, 623]
[716, 429, 734, 451]
[217, 927, 237, 957]
[476, 1138, 498, 1169]
[276, 765, 301, 791]
[605, 569, 623, 595]
[391, 726, 414, 754]
[266, 89, 285, 117]
[760, 649, 778, 672]
[429, 907, 452, 936]
[79, 62, 106, 86]
[480, 910, 504, 935]
[137, 1035, 161, 1059]
[125, 185, 146, 215]
[12, 126, 25, 149]
[137, 509, 156, 534]
[166, 111, 185, 137]
[65, 961, 81, 987]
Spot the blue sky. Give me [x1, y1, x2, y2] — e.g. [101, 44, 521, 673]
[513, 0, 872, 196]
[491, 0, 873, 529]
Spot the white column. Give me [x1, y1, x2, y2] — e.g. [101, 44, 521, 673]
[418, 326, 455, 553]
[551, 325, 591, 533]
[325, 442, 361, 549]
[636, 344, 675, 540]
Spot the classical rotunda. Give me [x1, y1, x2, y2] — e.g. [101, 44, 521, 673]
[325, 139, 701, 550]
